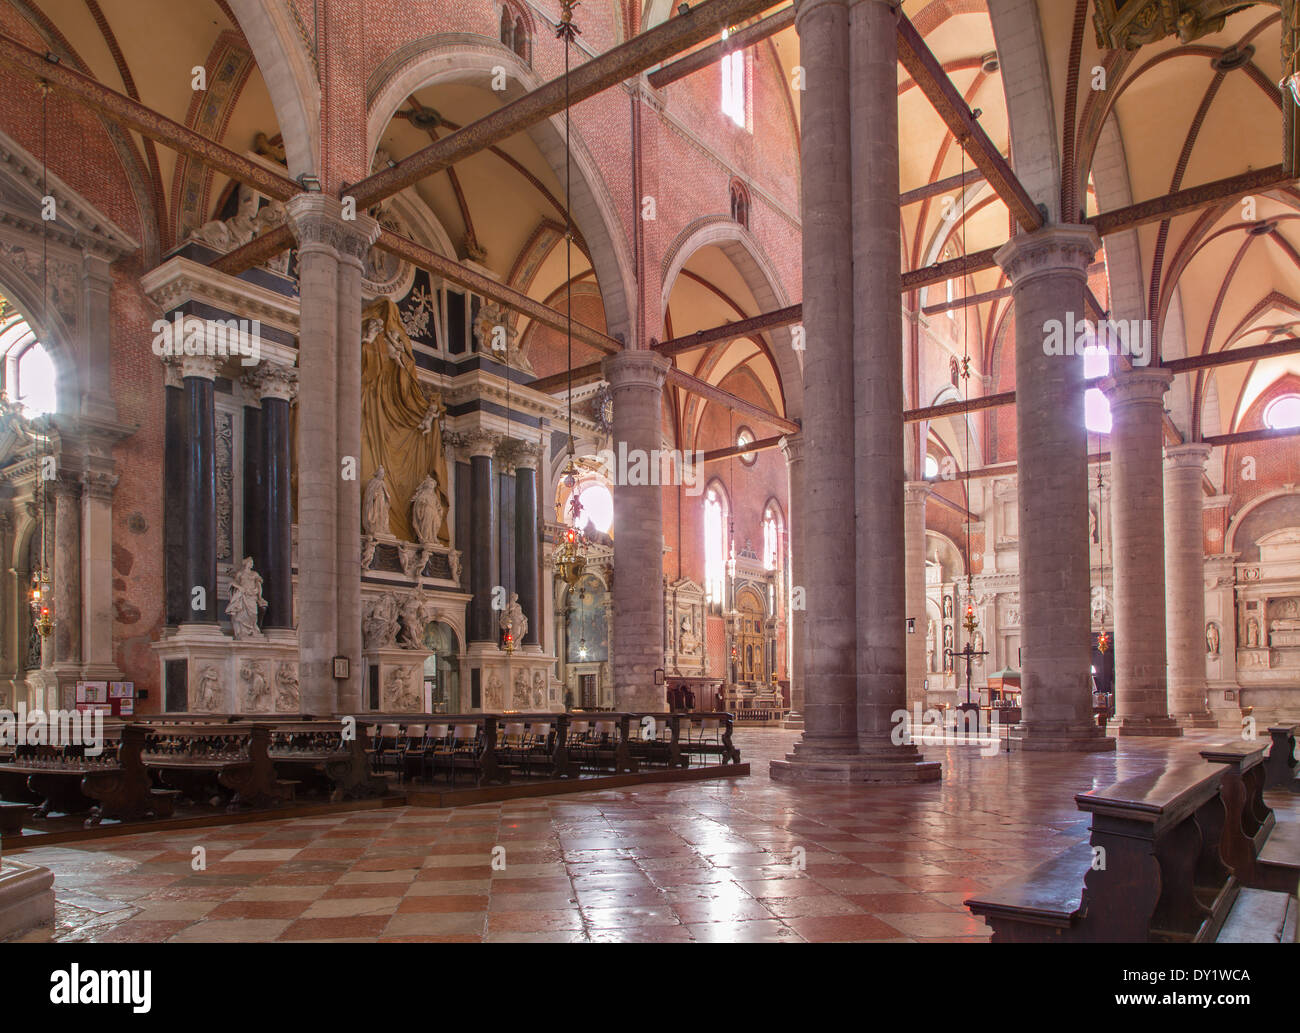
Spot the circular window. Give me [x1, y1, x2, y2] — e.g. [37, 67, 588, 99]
[736, 427, 757, 466]
[570, 481, 613, 534]
[1264, 394, 1300, 430]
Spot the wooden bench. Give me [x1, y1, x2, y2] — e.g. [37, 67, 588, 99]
[1264, 725, 1299, 792]
[1199, 741, 1292, 892]
[0, 801, 34, 836]
[139, 722, 297, 812]
[677, 713, 741, 766]
[267, 721, 385, 803]
[967, 757, 1238, 942]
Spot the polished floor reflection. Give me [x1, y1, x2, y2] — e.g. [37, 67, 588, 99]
[9, 727, 1237, 942]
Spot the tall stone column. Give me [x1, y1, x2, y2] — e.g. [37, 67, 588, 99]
[995, 225, 1112, 751]
[466, 430, 500, 644]
[773, 0, 935, 782]
[514, 445, 540, 650]
[774, 0, 857, 774]
[780, 432, 805, 728]
[602, 349, 669, 712]
[163, 361, 187, 625]
[182, 354, 219, 624]
[1101, 368, 1180, 736]
[285, 195, 379, 714]
[1164, 442, 1215, 725]
[904, 481, 930, 708]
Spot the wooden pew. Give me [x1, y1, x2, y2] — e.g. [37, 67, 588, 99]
[1202, 740, 1300, 894]
[677, 713, 741, 766]
[268, 721, 386, 802]
[967, 757, 1238, 942]
[84, 724, 180, 826]
[1264, 725, 1299, 792]
[138, 722, 297, 812]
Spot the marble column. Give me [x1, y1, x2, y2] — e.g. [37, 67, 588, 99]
[1101, 368, 1180, 736]
[78, 466, 119, 679]
[995, 225, 1112, 751]
[51, 475, 81, 668]
[601, 349, 670, 712]
[163, 362, 187, 625]
[1164, 442, 1215, 725]
[285, 194, 380, 714]
[252, 366, 297, 630]
[182, 354, 219, 624]
[514, 445, 540, 650]
[904, 480, 930, 708]
[780, 432, 805, 728]
[467, 430, 500, 643]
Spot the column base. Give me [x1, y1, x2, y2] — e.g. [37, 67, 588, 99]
[769, 739, 941, 784]
[1018, 726, 1116, 752]
[1174, 711, 1220, 729]
[781, 712, 804, 730]
[0, 859, 54, 940]
[1111, 715, 1184, 737]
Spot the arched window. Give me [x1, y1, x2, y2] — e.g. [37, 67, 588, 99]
[514, 17, 529, 60]
[16, 343, 56, 416]
[762, 502, 783, 572]
[924, 453, 939, 479]
[720, 30, 747, 129]
[729, 179, 750, 229]
[1264, 394, 1300, 430]
[500, 3, 530, 64]
[500, 7, 514, 48]
[1083, 345, 1112, 434]
[704, 483, 729, 605]
[570, 478, 613, 535]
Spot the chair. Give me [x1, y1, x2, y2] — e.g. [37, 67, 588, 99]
[400, 724, 427, 783]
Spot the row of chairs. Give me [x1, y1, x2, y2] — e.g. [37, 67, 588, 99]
[368, 723, 486, 785]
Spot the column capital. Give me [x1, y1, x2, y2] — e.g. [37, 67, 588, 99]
[778, 431, 805, 465]
[284, 194, 381, 264]
[1099, 367, 1173, 409]
[903, 480, 932, 506]
[180, 354, 220, 381]
[244, 363, 299, 403]
[80, 470, 117, 502]
[995, 224, 1100, 286]
[1164, 441, 1212, 469]
[466, 428, 501, 458]
[161, 355, 184, 389]
[601, 349, 670, 394]
[510, 441, 542, 471]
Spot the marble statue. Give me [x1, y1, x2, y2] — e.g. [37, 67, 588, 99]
[1206, 622, 1220, 657]
[363, 466, 392, 537]
[926, 620, 937, 673]
[411, 475, 445, 546]
[226, 557, 266, 640]
[973, 631, 985, 658]
[485, 673, 504, 709]
[1245, 617, 1260, 649]
[240, 660, 271, 713]
[398, 594, 432, 649]
[514, 671, 530, 707]
[679, 611, 700, 655]
[363, 593, 400, 650]
[382, 666, 420, 711]
[275, 663, 300, 712]
[532, 671, 545, 709]
[189, 184, 289, 274]
[499, 592, 528, 644]
[194, 665, 223, 712]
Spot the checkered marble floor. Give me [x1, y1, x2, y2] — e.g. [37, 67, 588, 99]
[7, 727, 1234, 943]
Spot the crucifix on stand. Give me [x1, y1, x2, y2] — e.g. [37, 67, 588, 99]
[946, 640, 988, 707]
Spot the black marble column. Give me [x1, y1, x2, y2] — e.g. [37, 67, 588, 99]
[514, 457, 539, 647]
[261, 391, 294, 629]
[467, 434, 499, 642]
[242, 403, 264, 572]
[163, 368, 187, 625]
[183, 357, 218, 622]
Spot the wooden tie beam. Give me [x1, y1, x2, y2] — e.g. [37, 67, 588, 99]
[654, 304, 803, 356]
[665, 366, 798, 434]
[647, 5, 795, 89]
[346, 0, 783, 211]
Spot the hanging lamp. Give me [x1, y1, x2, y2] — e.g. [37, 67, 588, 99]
[956, 137, 979, 645]
[552, 1, 589, 590]
[29, 81, 54, 640]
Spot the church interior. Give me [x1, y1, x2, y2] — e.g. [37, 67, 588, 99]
[0, 0, 1296, 964]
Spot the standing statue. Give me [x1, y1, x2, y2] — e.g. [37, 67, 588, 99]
[194, 665, 223, 712]
[1245, 617, 1260, 649]
[398, 594, 432, 649]
[226, 557, 266, 640]
[1206, 622, 1220, 657]
[240, 661, 271, 713]
[411, 474, 446, 546]
[363, 466, 392, 537]
[363, 593, 400, 650]
[926, 619, 937, 674]
[499, 592, 528, 645]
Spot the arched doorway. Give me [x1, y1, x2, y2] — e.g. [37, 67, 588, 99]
[423, 621, 461, 714]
